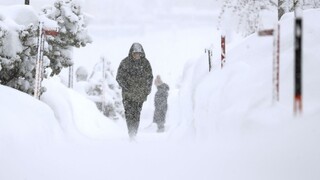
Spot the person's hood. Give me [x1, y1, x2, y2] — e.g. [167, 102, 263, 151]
[128, 43, 146, 59]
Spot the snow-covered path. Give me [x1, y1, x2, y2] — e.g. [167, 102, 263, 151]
[1, 1, 320, 180]
[67, 21, 219, 142]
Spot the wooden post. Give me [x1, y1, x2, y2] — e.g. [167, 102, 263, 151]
[294, 16, 303, 115]
[221, 35, 226, 68]
[259, 27, 281, 104]
[273, 24, 280, 102]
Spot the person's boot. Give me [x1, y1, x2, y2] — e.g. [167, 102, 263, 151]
[157, 124, 165, 133]
[129, 133, 137, 142]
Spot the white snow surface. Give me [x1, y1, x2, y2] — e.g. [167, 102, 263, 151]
[0, 1, 320, 180]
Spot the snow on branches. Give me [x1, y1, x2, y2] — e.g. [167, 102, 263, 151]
[218, 0, 276, 37]
[74, 57, 125, 121]
[218, 0, 320, 37]
[41, 0, 92, 76]
[0, 1, 92, 96]
[0, 6, 39, 94]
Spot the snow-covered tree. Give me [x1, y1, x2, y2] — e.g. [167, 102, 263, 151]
[288, 0, 320, 11]
[218, 0, 320, 37]
[0, 7, 46, 95]
[0, 1, 91, 96]
[278, 0, 286, 20]
[86, 57, 124, 120]
[16, 24, 50, 95]
[75, 66, 88, 82]
[41, 0, 92, 76]
[278, 0, 320, 19]
[218, 0, 276, 37]
[0, 0, 91, 94]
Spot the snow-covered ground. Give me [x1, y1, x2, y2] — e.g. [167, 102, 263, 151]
[0, 1, 320, 180]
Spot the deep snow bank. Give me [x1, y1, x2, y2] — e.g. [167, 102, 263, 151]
[171, 8, 320, 180]
[0, 85, 62, 145]
[41, 77, 127, 140]
[176, 8, 320, 140]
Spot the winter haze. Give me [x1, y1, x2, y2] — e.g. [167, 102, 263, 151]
[0, 0, 320, 180]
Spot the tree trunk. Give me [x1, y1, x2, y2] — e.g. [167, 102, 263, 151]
[25, 0, 30, 5]
[294, 0, 302, 18]
[278, 0, 285, 20]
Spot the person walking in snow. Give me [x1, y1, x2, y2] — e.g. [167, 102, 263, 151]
[116, 43, 153, 140]
[153, 75, 169, 132]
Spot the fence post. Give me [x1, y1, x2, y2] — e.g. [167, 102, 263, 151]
[273, 24, 280, 102]
[221, 35, 226, 68]
[258, 27, 281, 104]
[294, 14, 303, 115]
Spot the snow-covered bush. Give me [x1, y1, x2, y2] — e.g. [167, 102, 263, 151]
[41, 0, 92, 76]
[86, 57, 124, 120]
[75, 66, 88, 82]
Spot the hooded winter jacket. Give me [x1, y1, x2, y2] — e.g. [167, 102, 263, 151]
[116, 43, 153, 102]
[154, 83, 169, 110]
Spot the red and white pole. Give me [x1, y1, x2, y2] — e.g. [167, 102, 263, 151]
[34, 23, 44, 99]
[294, 13, 303, 115]
[221, 35, 226, 69]
[272, 23, 280, 103]
[258, 27, 281, 104]
[34, 24, 59, 99]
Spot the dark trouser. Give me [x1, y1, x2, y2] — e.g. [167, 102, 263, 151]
[153, 107, 167, 130]
[123, 98, 144, 138]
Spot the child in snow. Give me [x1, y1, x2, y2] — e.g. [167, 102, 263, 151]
[153, 75, 169, 132]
